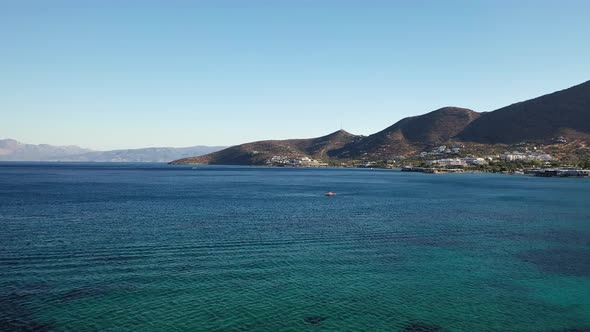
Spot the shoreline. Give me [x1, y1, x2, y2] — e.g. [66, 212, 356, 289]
[181, 163, 590, 178]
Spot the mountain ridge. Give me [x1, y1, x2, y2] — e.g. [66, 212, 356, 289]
[171, 80, 590, 165]
[328, 107, 480, 159]
[171, 130, 361, 165]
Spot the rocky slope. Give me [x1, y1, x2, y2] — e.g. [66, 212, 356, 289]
[172, 80, 590, 165]
[171, 130, 361, 165]
[328, 107, 480, 159]
[458, 80, 590, 144]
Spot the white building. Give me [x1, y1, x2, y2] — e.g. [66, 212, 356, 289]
[461, 157, 487, 165]
[501, 151, 555, 162]
[428, 158, 466, 167]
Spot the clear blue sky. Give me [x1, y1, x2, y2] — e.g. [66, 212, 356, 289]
[1, 0, 589, 150]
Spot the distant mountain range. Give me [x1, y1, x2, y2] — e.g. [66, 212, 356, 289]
[0, 139, 225, 162]
[172, 80, 590, 165]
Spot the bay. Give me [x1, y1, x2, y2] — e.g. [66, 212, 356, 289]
[1, 163, 589, 331]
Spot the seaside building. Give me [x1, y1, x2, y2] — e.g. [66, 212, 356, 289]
[427, 158, 466, 167]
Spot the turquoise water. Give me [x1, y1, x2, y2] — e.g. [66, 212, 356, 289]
[0, 163, 589, 331]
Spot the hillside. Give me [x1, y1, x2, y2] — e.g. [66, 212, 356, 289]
[170, 130, 361, 165]
[172, 80, 590, 165]
[458, 80, 590, 143]
[329, 107, 480, 159]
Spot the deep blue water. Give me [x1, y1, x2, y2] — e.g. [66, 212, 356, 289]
[0, 163, 589, 331]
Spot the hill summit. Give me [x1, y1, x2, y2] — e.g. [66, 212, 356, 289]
[329, 107, 480, 159]
[171, 130, 361, 165]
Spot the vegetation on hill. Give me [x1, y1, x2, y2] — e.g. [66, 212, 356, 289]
[171, 81, 590, 165]
[328, 107, 480, 159]
[171, 130, 360, 165]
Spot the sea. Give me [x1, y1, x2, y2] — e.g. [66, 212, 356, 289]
[0, 162, 589, 332]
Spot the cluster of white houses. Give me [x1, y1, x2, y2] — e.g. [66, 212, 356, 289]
[266, 156, 328, 167]
[500, 151, 555, 162]
[424, 151, 556, 167]
[265, 147, 557, 169]
[426, 157, 487, 167]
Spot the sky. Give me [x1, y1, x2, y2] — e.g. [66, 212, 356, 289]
[1, 0, 589, 150]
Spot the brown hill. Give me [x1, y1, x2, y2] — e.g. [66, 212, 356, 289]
[458, 80, 590, 143]
[172, 80, 590, 165]
[170, 130, 360, 165]
[329, 107, 480, 159]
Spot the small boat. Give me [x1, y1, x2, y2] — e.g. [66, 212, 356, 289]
[324, 192, 336, 196]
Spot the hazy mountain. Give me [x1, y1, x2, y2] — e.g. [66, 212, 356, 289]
[458, 80, 590, 143]
[0, 139, 92, 161]
[0, 139, 225, 162]
[63, 146, 227, 162]
[171, 130, 361, 165]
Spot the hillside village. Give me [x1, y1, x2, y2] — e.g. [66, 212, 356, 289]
[262, 139, 590, 177]
[171, 80, 590, 177]
[265, 147, 557, 169]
